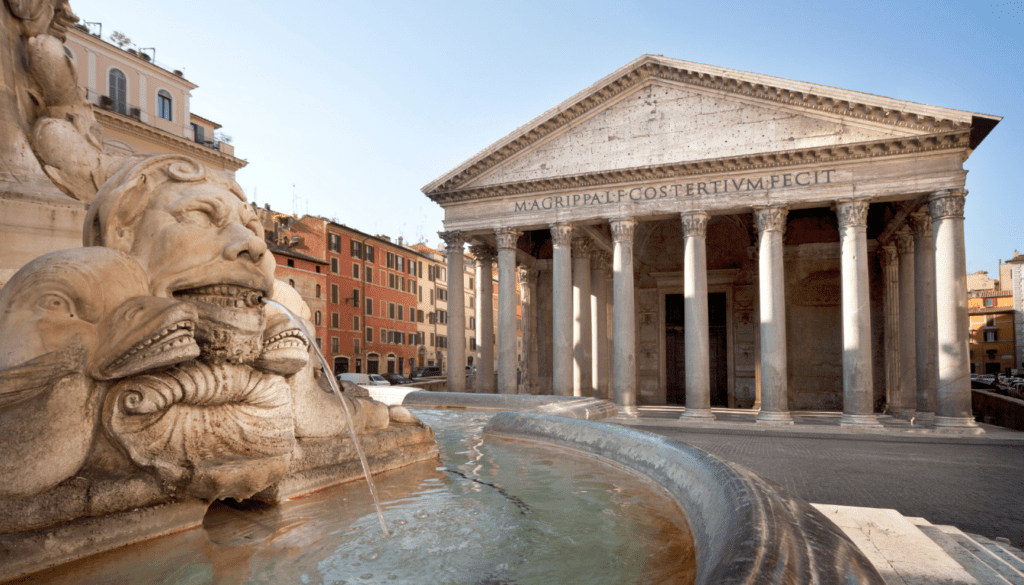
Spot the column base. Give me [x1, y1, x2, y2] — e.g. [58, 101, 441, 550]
[756, 411, 794, 425]
[931, 416, 984, 434]
[839, 413, 884, 429]
[679, 408, 716, 421]
[616, 405, 640, 418]
[914, 411, 935, 426]
[899, 409, 917, 422]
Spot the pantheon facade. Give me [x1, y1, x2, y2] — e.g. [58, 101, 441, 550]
[423, 55, 1000, 430]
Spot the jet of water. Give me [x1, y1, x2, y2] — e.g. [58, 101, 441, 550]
[261, 297, 389, 536]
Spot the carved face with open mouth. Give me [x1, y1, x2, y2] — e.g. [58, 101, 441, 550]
[125, 181, 276, 364]
[92, 297, 200, 381]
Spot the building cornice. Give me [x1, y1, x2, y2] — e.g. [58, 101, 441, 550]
[427, 130, 969, 206]
[423, 56, 997, 196]
[95, 108, 247, 172]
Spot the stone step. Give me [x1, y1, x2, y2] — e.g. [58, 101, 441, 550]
[965, 533, 1024, 574]
[908, 520, 1014, 585]
[937, 527, 1024, 585]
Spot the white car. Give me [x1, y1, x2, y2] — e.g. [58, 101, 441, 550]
[336, 373, 391, 387]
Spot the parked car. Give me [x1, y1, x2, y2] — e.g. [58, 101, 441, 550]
[336, 373, 390, 386]
[381, 373, 414, 385]
[410, 366, 443, 378]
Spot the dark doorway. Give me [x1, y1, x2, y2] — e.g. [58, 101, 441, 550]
[985, 362, 1001, 375]
[665, 293, 729, 406]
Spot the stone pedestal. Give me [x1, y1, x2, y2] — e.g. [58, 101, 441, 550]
[929, 190, 981, 432]
[836, 199, 881, 428]
[551, 223, 574, 396]
[611, 219, 638, 417]
[754, 206, 793, 425]
[680, 211, 715, 421]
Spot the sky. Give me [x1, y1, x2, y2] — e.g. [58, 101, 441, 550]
[71, 0, 1024, 275]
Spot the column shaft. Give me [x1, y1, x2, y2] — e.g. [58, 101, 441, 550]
[611, 219, 638, 416]
[440, 231, 467, 392]
[896, 229, 917, 419]
[911, 212, 938, 424]
[681, 211, 714, 420]
[471, 246, 495, 393]
[754, 206, 793, 425]
[551, 223, 574, 396]
[837, 199, 881, 427]
[591, 252, 610, 399]
[496, 228, 521, 394]
[524, 268, 540, 395]
[930, 190, 981, 431]
[572, 238, 593, 397]
[882, 244, 901, 415]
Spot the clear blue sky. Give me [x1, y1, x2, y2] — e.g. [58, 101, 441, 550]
[73, 0, 1023, 274]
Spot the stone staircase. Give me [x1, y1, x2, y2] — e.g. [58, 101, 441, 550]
[812, 504, 1024, 584]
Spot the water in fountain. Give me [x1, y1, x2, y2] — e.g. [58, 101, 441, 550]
[261, 297, 389, 536]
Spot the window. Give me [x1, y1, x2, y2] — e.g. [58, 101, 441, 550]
[355, 356, 362, 373]
[366, 327, 373, 343]
[316, 337, 322, 349]
[438, 310, 448, 324]
[334, 356, 349, 374]
[400, 276, 405, 291]
[331, 284, 339, 304]
[985, 330, 998, 342]
[387, 252, 394, 269]
[331, 312, 340, 329]
[430, 290, 435, 304]
[353, 338, 361, 355]
[380, 328, 386, 343]
[469, 278, 474, 290]
[985, 298, 994, 307]
[469, 317, 476, 329]
[351, 240, 362, 258]
[353, 264, 360, 279]
[517, 318, 522, 331]
[331, 258, 339, 273]
[398, 306, 404, 321]
[316, 266, 321, 273]
[287, 259, 294, 268]
[389, 274, 396, 289]
[331, 337, 339, 354]
[430, 333, 435, 346]
[365, 298, 373, 316]
[365, 245, 375, 263]
[314, 311, 322, 326]
[410, 281, 417, 295]
[470, 338, 476, 351]
[366, 269, 372, 283]
[418, 310, 424, 323]
[352, 289, 360, 308]
[157, 90, 172, 121]
[418, 261, 423, 277]
[387, 355, 396, 374]
[288, 279, 295, 288]
[419, 287, 423, 302]
[397, 257, 404, 272]
[353, 315, 360, 331]
[437, 288, 448, 301]
[328, 234, 341, 253]
[429, 265, 435, 281]
[108, 69, 127, 114]
[191, 122, 204, 144]
[389, 303, 396, 319]
[315, 284, 321, 298]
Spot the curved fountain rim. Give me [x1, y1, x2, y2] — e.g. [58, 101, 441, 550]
[481, 410, 886, 585]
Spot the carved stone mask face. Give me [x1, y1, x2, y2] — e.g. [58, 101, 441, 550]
[127, 181, 275, 364]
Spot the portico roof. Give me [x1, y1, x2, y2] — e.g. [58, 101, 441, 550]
[423, 54, 1000, 204]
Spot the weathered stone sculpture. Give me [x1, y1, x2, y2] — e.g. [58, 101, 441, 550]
[0, 152, 436, 579]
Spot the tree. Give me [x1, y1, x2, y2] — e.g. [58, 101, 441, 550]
[110, 31, 132, 48]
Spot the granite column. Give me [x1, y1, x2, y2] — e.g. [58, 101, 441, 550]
[680, 211, 715, 420]
[896, 229, 917, 419]
[882, 244, 901, 415]
[551, 223, 574, 396]
[471, 245, 496, 393]
[611, 218, 638, 416]
[496, 227, 521, 394]
[910, 211, 938, 424]
[440, 231, 467, 392]
[754, 206, 793, 425]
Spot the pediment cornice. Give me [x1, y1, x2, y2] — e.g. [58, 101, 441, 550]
[423, 56, 987, 196]
[427, 130, 969, 205]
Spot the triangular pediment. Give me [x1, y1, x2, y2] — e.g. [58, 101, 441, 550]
[424, 55, 996, 199]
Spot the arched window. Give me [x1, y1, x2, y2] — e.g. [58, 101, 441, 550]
[314, 311, 322, 326]
[157, 90, 172, 121]
[387, 354, 396, 374]
[288, 279, 295, 288]
[367, 353, 380, 375]
[108, 69, 127, 114]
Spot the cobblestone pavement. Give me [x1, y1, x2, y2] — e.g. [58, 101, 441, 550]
[626, 417, 1024, 548]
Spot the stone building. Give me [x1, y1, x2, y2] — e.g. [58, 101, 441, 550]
[423, 55, 1000, 431]
[409, 243, 449, 370]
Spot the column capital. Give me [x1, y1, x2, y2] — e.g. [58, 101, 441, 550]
[591, 249, 612, 270]
[882, 243, 898, 267]
[469, 244, 496, 264]
[895, 228, 915, 256]
[438, 230, 466, 253]
[680, 211, 709, 237]
[550, 223, 574, 246]
[835, 198, 870, 229]
[495, 227, 522, 250]
[571, 236, 593, 257]
[908, 210, 933, 240]
[609, 218, 638, 242]
[929, 189, 967, 221]
[753, 205, 788, 234]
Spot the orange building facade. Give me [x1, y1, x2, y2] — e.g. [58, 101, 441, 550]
[968, 290, 1015, 375]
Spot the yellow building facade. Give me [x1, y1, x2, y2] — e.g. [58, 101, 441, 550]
[968, 291, 1015, 374]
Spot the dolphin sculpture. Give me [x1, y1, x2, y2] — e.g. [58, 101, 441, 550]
[0, 248, 200, 498]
